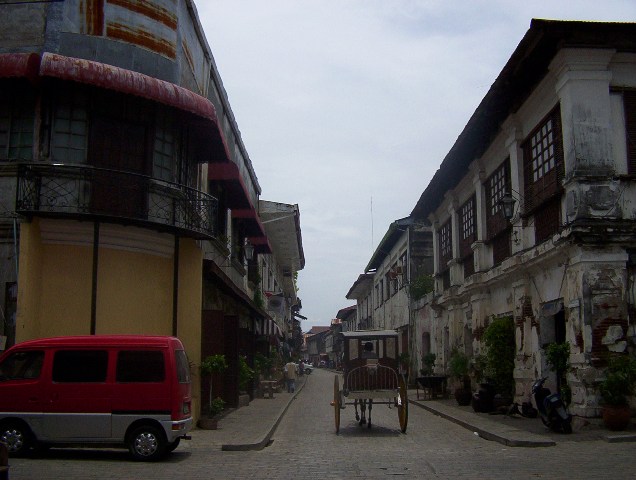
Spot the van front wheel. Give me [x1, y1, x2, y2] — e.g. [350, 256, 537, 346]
[0, 421, 32, 457]
[127, 425, 166, 461]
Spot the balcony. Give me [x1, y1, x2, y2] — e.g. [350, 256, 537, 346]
[15, 163, 218, 240]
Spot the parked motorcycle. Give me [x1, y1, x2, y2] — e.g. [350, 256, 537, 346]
[531, 377, 572, 433]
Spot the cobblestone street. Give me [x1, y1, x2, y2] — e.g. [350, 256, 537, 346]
[8, 368, 635, 479]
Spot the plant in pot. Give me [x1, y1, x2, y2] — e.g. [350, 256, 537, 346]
[483, 316, 515, 407]
[449, 349, 472, 406]
[254, 352, 274, 380]
[238, 355, 255, 394]
[199, 354, 228, 429]
[420, 353, 436, 376]
[599, 354, 636, 431]
[545, 341, 571, 406]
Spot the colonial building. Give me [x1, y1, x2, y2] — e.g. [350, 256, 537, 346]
[336, 305, 357, 332]
[410, 20, 636, 416]
[347, 217, 433, 375]
[0, 0, 303, 418]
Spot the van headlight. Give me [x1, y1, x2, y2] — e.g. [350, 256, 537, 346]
[183, 402, 191, 415]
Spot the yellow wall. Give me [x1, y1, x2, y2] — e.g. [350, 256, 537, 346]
[16, 220, 205, 420]
[176, 238, 203, 419]
[95, 248, 173, 334]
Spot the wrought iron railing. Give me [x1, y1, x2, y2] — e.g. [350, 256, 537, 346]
[15, 163, 218, 239]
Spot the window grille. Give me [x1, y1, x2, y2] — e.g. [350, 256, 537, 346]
[485, 159, 510, 241]
[438, 220, 452, 270]
[523, 106, 564, 214]
[459, 195, 476, 258]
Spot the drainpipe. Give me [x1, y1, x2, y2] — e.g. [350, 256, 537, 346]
[172, 235, 180, 336]
[90, 222, 100, 335]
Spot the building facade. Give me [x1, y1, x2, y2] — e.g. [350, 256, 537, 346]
[0, 0, 303, 418]
[410, 20, 636, 416]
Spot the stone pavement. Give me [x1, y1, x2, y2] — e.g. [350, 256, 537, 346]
[196, 373, 307, 451]
[201, 374, 636, 451]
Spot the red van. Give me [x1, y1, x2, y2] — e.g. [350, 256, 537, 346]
[0, 335, 192, 461]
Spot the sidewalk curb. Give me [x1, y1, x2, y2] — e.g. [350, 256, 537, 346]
[221, 375, 308, 451]
[409, 398, 556, 448]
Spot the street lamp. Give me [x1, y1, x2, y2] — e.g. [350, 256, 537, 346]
[244, 239, 255, 261]
[500, 192, 516, 221]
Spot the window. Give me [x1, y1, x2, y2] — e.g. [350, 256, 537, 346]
[530, 118, 557, 182]
[523, 106, 564, 214]
[624, 91, 636, 174]
[485, 160, 510, 238]
[52, 350, 108, 383]
[116, 351, 165, 383]
[175, 350, 191, 383]
[0, 83, 35, 161]
[153, 110, 177, 182]
[459, 195, 476, 258]
[438, 220, 452, 270]
[0, 351, 44, 381]
[50, 87, 89, 163]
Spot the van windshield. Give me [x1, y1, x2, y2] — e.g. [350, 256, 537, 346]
[0, 351, 44, 381]
[175, 350, 190, 384]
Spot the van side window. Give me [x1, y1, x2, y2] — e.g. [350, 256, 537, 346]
[52, 350, 108, 383]
[116, 351, 165, 382]
[0, 351, 44, 381]
[175, 349, 190, 383]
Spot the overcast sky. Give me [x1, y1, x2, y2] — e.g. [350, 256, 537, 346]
[197, 1, 636, 332]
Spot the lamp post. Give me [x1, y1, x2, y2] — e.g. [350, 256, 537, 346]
[244, 238, 255, 261]
[500, 192, 516, 221]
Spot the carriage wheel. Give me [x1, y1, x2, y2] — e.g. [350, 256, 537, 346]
[397, 376, 408, 433]
[334, 375, 341, 433]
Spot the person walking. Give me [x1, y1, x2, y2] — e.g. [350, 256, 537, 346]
[284, 360, 298, 393]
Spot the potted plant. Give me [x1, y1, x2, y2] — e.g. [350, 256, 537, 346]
[449, 349, 472, 406]
[483, 316, 515, 399]
[199, 354, 228, 429]
[420, 353, 436, 376]
[254, 352, 274, 380]
[238, 355, 255, 394]
[546, 341, 571, 406]
[599, 354, 636, 431]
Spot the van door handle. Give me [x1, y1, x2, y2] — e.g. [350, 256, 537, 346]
[29, 397, 38, 402]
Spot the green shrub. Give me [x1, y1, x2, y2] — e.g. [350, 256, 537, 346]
[420, 353, 436, 375]
[483, 316, 515, 396]
[239, 355, 254, 392]
[599, 354, 636, 406]
[409, 273, 434, 300]
[209, 397, 225, 417]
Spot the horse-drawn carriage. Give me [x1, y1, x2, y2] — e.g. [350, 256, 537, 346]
[333, 330, 408, 433]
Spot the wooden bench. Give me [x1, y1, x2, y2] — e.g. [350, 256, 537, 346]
[0, 441, 9, 480]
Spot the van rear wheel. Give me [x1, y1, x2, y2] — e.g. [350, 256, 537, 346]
[128, 425, 166, 461]
[0, 421, 32, 457]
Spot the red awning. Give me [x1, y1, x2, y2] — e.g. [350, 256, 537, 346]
[9, 52, 231, 162]
[248, 235, 272, 254]
[0, 53, 41, 81]
[232, 208, 267, 237]
[208, 162, 253, 209]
